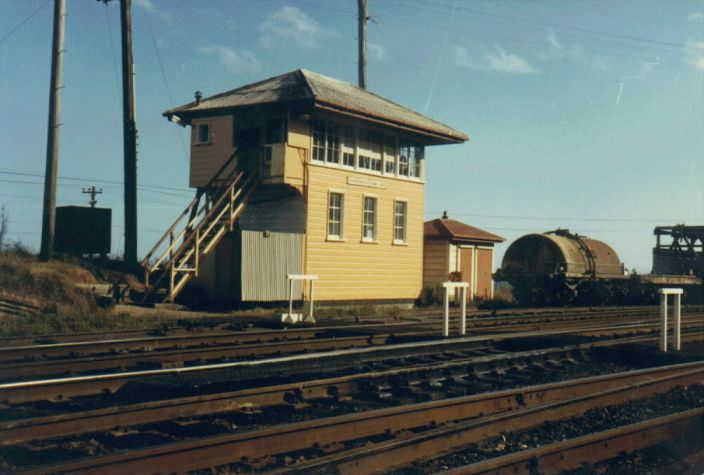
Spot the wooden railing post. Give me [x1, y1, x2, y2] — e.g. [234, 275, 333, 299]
[194, 229, 200, 277]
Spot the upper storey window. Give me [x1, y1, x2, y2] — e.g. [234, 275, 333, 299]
[311, 118, 424, 181]
[399, 142, 422, 178]
[196, 123, 210, 144]
[312, 120, 340, 164]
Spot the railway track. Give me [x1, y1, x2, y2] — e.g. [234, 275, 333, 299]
[2, 306, 703, 473]
[10, 359, 704, 474]
[3, 308, 703, 382]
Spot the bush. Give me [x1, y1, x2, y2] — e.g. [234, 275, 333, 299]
[418, 285, 444, 307]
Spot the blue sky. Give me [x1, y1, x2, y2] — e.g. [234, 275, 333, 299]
[1, 0, 703, 273]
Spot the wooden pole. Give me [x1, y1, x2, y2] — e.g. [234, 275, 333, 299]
[357, 0, 367, 89]
[40, 0, 67, 261]
[120, 0, 138, 266]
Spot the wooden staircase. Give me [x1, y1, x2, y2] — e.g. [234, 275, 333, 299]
[141, 151, 258, 302]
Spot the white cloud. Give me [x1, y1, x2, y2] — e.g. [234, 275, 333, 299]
[198, 45, 262, 74]
[367, 42, 386, 60]
[134, 0, 171, 21]
[259, 6, 329, 50]
[685, 41, 704, 71]
[688, 11, 704, 23]
[454, 46, 537, 74]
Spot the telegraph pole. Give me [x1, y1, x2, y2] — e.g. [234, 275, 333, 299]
[82, 186, 103, 208]
[357, 0, 367, 89]
[120, 0, 138, 266]
[40, 0, 67, 261]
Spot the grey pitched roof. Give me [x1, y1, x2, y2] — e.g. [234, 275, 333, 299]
[164, 69, 468, 143]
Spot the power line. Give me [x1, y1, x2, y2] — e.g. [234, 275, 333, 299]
[0, 170, 192, 194]
[0, 0, 51, 44]
[140, 6, 189, 160]
[427, 211, 692, 224]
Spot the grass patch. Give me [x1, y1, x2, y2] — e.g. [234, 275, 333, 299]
[0, 250, 167, 337]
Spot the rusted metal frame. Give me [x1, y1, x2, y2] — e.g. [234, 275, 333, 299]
[0, 344, 589, 445]
[25, 364, 704, 475]
[288, 366, 704, 475]
[438, 408, 704, 475]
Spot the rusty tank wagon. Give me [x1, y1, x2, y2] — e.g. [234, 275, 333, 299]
[496, 230, 643, 306]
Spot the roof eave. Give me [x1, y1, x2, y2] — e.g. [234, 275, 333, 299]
[313, 99, 468, 144]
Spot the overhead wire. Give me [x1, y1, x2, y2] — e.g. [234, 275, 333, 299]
[0, 0, 51, 44]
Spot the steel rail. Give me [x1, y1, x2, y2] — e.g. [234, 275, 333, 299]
[2, 323, 703, 404]
[277, 366, 704, 474]
[19, 361, 704, 474]
[438, 408, 704, 475]
[5, 317, 704, 382]
[0, 306, 682, 360]
[0, 344, 593, 445]
[0, 332, 425, 380]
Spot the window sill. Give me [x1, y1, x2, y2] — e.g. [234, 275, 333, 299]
[361, 239, 378, 244]
[194, 142, 211, 146]
[326, 237, 345, 242]
[392, 241, 408, 246]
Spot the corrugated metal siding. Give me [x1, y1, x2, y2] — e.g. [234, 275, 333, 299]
[241, 230, 304, 301]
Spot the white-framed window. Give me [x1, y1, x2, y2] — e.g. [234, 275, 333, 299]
[312, 120, 340, 164]
[358, 131, 382, 172]
[384, 135, 397, 174]
[393, 200, 407, 243]
[342, 127, 356, 167]
[327, 191, 344, 239]
[362, 196, 377, 241]
[399, 142, 423, 178]
[196, 122, 211, 144]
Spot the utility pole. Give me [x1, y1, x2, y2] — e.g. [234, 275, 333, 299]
[357, 0, 367, 89]
[120, 0, 138, 266]
[40, 0, 67, 261]
[82, 186, 103, 208]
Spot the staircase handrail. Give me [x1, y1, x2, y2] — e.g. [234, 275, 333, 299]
[149, 169, 257, 280]
[141, 149, 240, 268]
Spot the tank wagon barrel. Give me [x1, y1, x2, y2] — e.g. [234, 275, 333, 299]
[495, 229, 629, 306]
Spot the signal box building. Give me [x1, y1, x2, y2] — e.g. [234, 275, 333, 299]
[157, 70, 467, 305]
[423, 214, 504, 301]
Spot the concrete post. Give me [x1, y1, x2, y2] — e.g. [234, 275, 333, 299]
[674, 293, 681, 351]
[658, 288, 683, 353]
[443, 286, 450, 337]
[442, 282, 469, 337]
[460, 287, 467, 336]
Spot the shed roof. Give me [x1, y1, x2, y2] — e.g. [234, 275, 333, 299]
[163, 69, 467, 144]
[424, 217, 505, 243]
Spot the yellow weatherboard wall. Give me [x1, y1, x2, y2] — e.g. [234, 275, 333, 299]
[305, 163, 425, 301]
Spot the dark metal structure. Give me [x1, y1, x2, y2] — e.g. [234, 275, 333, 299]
[55, 206, 111, 257]
[653, 225, 704, 278]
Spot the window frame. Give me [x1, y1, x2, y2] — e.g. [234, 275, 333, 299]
[195, 121, 212, 145]
[326, 190, 345, 241]
[393, 200, 408, 244]
[361, 195, 378, 242]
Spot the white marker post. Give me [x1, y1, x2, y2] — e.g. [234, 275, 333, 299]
[658, 288, 683, 352]
[442, 282, 469, 337]
[285, 274, 319, 324]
